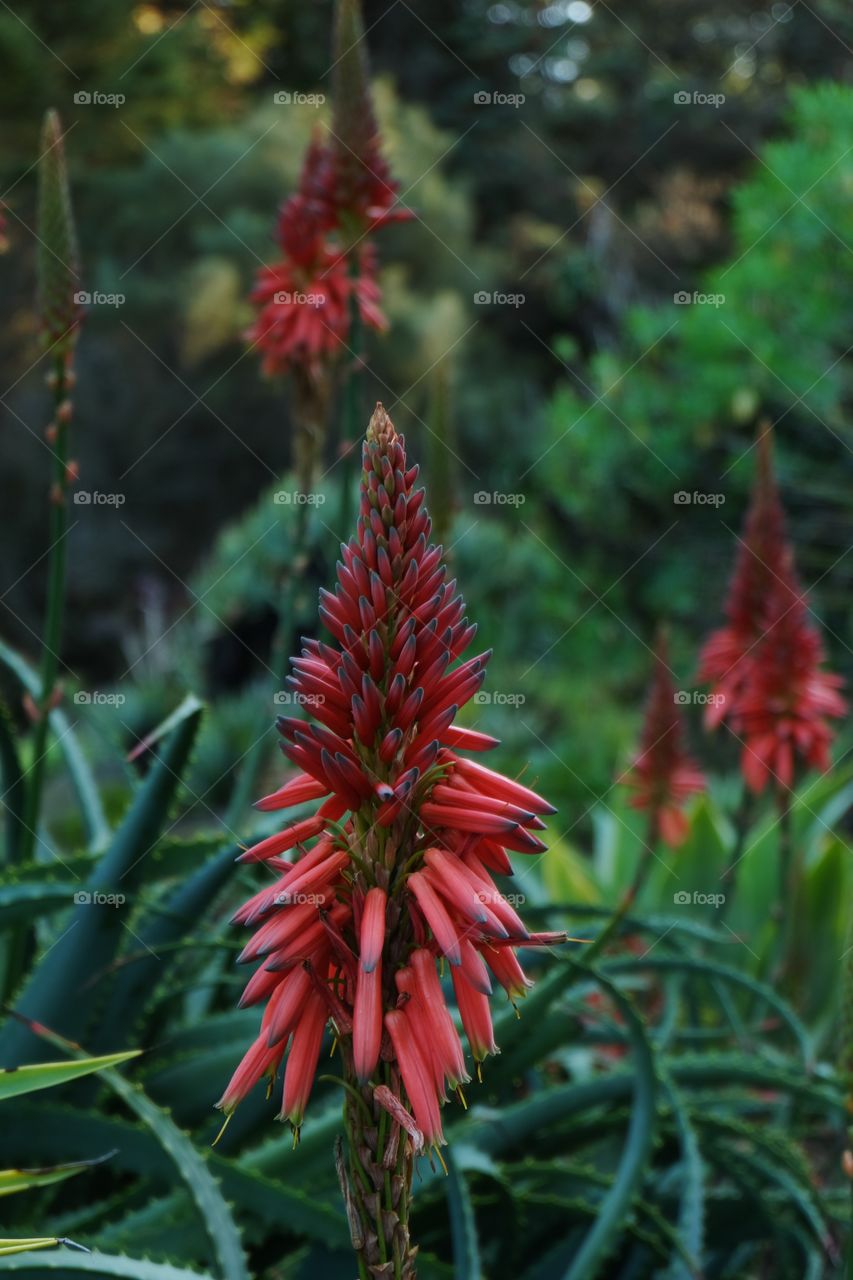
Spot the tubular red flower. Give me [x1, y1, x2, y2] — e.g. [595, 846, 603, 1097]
[621, 632, 705, 848]
[223, 404, 561, 1160]
[698, 426, 845, 792]
[352, 887, 386, 1081]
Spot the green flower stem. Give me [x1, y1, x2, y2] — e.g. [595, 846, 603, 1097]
[718, 786, 755, 923]
[342, 1062, 417, 1278]
[338, 255, 363, 537]
[772, 790, 797, 984]
[20, 351, 73, 863]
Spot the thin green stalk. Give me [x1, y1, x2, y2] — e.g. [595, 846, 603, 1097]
[718, 786, 755, 923]
[772, 789, 797, 984]
[338, 255, 363, 536]
[20, 353, 72, 862]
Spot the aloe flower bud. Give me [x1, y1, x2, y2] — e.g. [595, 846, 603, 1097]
[221, 404, 564, 1274]
[699, 426, 845, 792]
[37, 110, 80, 351]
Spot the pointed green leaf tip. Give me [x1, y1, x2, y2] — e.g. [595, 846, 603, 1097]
[37, 109, 80, 349]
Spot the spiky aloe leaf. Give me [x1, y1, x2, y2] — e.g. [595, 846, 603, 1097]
[561, 962, 658, 1280]
[445, 1147, 482, 1280]
[601, 954, 811, 1063]
[88, 839, 238, 1055]
[37, 111, 80, 350]
[0, 1101, 349, 1248]
[0, 883, 73, 927]
[0, 639, 110, 852]
[0, 1151, 113, 1197]
[0, 699, 203, 1065]
[0, 1051, 138, 1100]
[97, 1067, 249, 1280]
[0, 701, 24, 863]
[662, 1081, 705, 1280]
[0, 1252, 212, 1276]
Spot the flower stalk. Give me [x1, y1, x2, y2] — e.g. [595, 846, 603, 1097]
[20, 111, 80, 862]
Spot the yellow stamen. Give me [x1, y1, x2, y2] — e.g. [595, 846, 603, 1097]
[211, 1112, 233, 1147]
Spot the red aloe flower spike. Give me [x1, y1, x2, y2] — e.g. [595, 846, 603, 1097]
[223, 404, 562, 1276]
[621, 631, 705, 849]
[699, 424, 845, 792]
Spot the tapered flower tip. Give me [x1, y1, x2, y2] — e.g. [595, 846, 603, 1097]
[37, 110, 80, 350]
[367, 401, 396, 447]
[333, 0, 369, 105]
